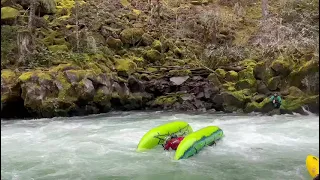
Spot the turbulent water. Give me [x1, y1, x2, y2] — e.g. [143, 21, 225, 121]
[1, 111, 319, 180]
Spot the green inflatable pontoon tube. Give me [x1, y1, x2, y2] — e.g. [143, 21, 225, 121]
[137, 121, 193, 151]
[174, 126, 224, 160]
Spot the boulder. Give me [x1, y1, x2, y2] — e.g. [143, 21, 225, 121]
[170, 76, 189, 86]
[143, 49, 162, 63]
[1, 7, 19, 20]
[257, 81, 270, 95]
[120, 28, 144, 45]
[225, 71, 238, 82]
[207, 73, 222, 87]
[270, 58, 291, 77]
[115, 58, 137, 77]
[106, 37, 123, 49]
[244, 98, 274, 113]
[267, 76, 281, 91]
[141, 33, 154, 46]
[128, 76, 145, 92]
[152, 40, 162, 52]
[288, 60, 319, 91]
[253, 62, 273, 82]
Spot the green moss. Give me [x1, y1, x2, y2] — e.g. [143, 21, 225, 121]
[238, 67, 255, 80]
[270, 57, 292, 76]
[147, 67, 158, 72]
[253, 61, 273, 82]
[244, 98, 270, 113]
[215, 68, 226, 78]
[1, 25, 18, 65]
[141, 33, 154, 46]
[143, 49, 161, 63]
[235, 79, 256, 90]
[152, 40, 162, 52]
[48, 45, 69, 52]
[1, 7, 19, 20]
[18, 72, 34, 82]
[231, 89, 252, 102]
[280, 95, 319, 111]
[1, 69, 16, 81]
[55, 0, 85, 19]
[168, 69, 191, 76]
[115, 59, 137, 75]
[208, 73, 222, 86]
[223, 82, 236, 91]
[239, 59, 257, 68]
[18, 70, 52, 82]
[50, 63, 80, 73]
[153, 95, 179, 106]
[120, 28, 144, 45]
[267, 76, 281, 91]
[56, 72, 76, 101]
[225, 71, 238, 81]
[106, 37, 123, 49]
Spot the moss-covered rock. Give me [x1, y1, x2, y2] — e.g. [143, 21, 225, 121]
[280, 95, 319, 114]
[267, 76, 281, 91]
[221, 89, 252, 110]
[143, 49, 161, 63]
[253, 61, 273, 82]
[288, 60, 319, 88]
[225, 71, 238, 82]
[48, 45, 69, 52]
[223, 82, 236, 91]
[207, 73, 222, 87]
[152, 40, 162, 52]
[146, 67, 158, 73]
[239, 59, 257, 68]
[120, 28, 144, 45]
[152, 94, 180, 108]
[270, 57, 292, 77]
[115, 58, 137, 77]
[215, 68, 226, 79]
[287, 86, 304, 97]
[235, 79, 255, 90]
[168, 69, 192, 76]
[1, 69, 20, 103]
[238, 67, 255, 80]
[244, 98, 273, 113]
[141, 33, 153, 46]
[1, 7, 19, 20]
[106, 37, 123, 49]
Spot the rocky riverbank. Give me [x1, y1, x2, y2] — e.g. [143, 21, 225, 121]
[1, 0, 318, 119]
[1, 57, 319, 119]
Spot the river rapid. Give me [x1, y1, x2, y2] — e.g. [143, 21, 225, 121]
[1, 112, 319, 180]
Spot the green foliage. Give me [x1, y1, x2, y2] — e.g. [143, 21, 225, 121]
[1, 25, 18, 67]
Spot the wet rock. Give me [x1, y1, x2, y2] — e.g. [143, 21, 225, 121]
[170, 76, 189, 86]
[128, 76, 144, 92]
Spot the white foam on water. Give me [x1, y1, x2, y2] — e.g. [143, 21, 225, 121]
[1, 112, 319, 180]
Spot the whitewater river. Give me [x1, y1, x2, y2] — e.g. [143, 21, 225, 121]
[1, 112, 319, 180]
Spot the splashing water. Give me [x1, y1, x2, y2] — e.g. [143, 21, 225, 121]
[1, 112, 319, 180]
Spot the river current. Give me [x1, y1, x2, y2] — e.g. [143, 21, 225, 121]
[1, 111, 319, 180]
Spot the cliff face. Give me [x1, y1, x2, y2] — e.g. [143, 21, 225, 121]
[1, 0, 319, 118]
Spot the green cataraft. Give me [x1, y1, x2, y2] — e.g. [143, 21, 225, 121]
[137, 121, 193, 151]
[174, 126, 224, 160]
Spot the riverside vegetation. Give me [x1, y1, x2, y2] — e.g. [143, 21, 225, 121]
[1, 0, 319, 118]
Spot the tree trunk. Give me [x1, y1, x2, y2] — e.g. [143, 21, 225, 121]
[75, 0, 80, 52]
[28, 0, 36, 31]
[17, 30, 34, 64]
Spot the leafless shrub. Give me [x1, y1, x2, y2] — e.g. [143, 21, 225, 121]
[250, 0, 318, 60]
[302, 73, 319, 94]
